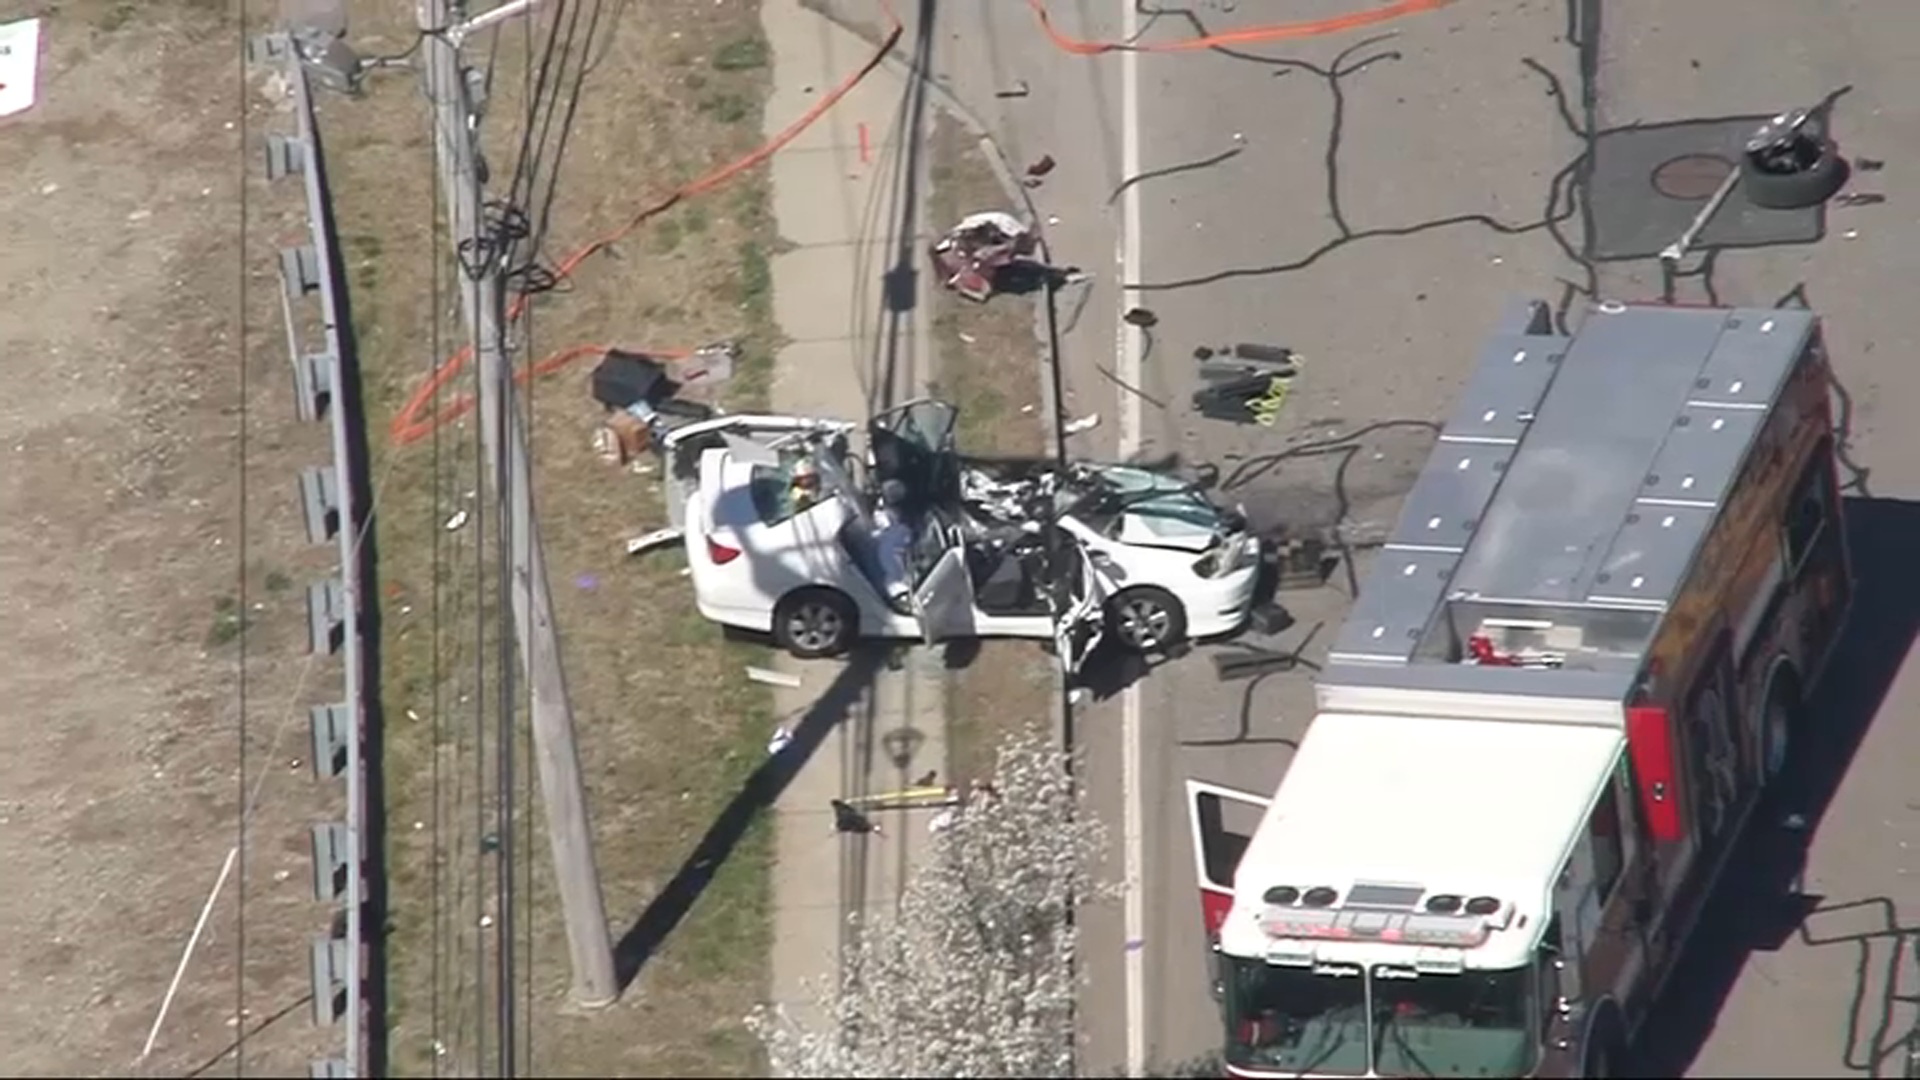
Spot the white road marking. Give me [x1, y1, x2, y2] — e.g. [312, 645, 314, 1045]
[1117, 2, 1148, 1075]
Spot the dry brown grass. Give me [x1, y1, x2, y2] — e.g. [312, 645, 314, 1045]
[0, 1, 350, 1075]
[921, 112, 1061, 785]
[322, 0, 783, 1074]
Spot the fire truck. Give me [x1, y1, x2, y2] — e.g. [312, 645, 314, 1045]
[1185, 299, 1854, 1078]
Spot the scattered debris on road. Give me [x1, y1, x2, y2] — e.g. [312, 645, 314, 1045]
[766, 726, 793, 756]
[624, 526, 684, 558]
[995, 79, 1031, 99]
[746, 665, 802, 689]
[931, 211, 1080, 302]
[1062, 412, 1100, 436]
[830, 798, 882, 837]
[1023, 154, 1056, 189]
[590, 348, 721, 470]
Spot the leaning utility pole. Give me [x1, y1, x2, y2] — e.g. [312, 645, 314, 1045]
[418, 0, 619, 1009]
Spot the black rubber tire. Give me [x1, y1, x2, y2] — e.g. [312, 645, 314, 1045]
[1105, 586, 1189, 654]
[1741, 137, 1850, 210]
[772, 588, 858, 659]
[1583, 1007, 1629, 1079]
[1761, 669, 1805, 788]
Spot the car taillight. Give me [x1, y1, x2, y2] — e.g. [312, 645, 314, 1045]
[707, 536, 743, 565]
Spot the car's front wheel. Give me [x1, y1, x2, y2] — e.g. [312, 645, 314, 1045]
[772, 588, 858, 659]
[1106, 586, 1189, 654]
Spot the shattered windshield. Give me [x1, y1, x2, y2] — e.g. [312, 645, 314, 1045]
[1370, 965, 1537, 1078]
[1088, 465, 1224, 543]
[1223, 958, 1369, 1075]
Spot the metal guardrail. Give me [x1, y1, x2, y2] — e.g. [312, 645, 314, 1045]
[248, 30, 370, 1079]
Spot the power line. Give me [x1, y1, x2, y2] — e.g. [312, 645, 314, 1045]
[428, 76, 449, 1080]
[233, 0, 253, 1069]
[419, 0, 620, 1022]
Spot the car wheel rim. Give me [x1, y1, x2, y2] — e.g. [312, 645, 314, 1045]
[790, 605, 841, 651]
[1119, 599, 1170, 648]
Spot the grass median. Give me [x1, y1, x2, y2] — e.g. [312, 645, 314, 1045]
[326, 0, 783, 1072]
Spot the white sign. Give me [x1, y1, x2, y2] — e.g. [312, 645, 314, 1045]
[0, 17, 43, 119]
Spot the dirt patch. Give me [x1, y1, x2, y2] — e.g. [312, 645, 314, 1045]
[922, 112, 1059, 785]
[321, 0, 781, 1074]
[0, 2, 344, 1076]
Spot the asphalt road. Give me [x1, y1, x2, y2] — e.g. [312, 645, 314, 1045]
[870, 0, 1920, 1075]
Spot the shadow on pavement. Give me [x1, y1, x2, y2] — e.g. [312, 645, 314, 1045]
[613, 645, 886, 989]
[1629, 496, 1920, 1076]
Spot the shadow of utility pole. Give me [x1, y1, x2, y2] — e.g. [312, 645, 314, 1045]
[613, 645, 887, 989]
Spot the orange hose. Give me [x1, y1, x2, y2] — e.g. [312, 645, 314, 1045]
[389, 1, 907, 446]
[1028, 0, 1454, 55]
[389, 0, 1451, 447]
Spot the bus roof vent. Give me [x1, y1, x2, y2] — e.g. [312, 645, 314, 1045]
[1346, 882, 1426, 910]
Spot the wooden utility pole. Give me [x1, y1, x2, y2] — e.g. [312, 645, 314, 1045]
[418, 0, 619, 1010]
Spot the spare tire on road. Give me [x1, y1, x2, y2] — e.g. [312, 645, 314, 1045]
[1741, 127, 1850, 210]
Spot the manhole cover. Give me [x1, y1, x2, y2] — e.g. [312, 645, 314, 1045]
[1587, 119, 1824, 261]
[1653, 153, 1735, 199]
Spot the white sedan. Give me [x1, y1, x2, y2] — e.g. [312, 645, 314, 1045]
[659, 399, 1262, 671]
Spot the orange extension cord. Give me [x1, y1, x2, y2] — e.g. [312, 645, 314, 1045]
[388, 0, 1454, 447]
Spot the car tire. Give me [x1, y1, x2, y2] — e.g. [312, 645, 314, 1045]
[1106, 586, 1189, 654]
[1740, 135, 1849, 210]
[772, 588, 858, 659]
[1761, 667, 1804, 788]
[1582, 1003, 1629, 1079]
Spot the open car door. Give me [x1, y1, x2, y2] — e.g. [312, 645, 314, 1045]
[1184, 779, 1273, 946]
[659, 414, 855, 528]
[1051, 542, 1110, 677]
[910, 544, 978, 644]
[868, 398, 961, 514]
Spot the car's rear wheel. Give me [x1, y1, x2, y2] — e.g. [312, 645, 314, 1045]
[1762, 667, 1804, 788]
[1106, 586, 1188, 654]
[773, 588, 858, 659]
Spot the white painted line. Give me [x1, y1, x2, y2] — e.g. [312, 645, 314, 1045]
[1117, 3, 1147, 1075]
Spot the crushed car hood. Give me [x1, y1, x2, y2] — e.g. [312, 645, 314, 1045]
[1112, 512, 1218, 552]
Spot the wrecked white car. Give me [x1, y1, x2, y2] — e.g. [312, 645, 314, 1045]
[659, 399, 1262, 670]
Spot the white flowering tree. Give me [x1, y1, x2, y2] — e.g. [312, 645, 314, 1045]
[749, 725, 1113, 1078]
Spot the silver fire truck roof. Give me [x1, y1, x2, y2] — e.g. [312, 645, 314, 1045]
[1322, 299, 1817, 703]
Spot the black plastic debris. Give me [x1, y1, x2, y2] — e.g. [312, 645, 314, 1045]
[591, 349, 676, 411]
[1192, 370, 1295, 425]
[1233, 342, 1293, 365]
